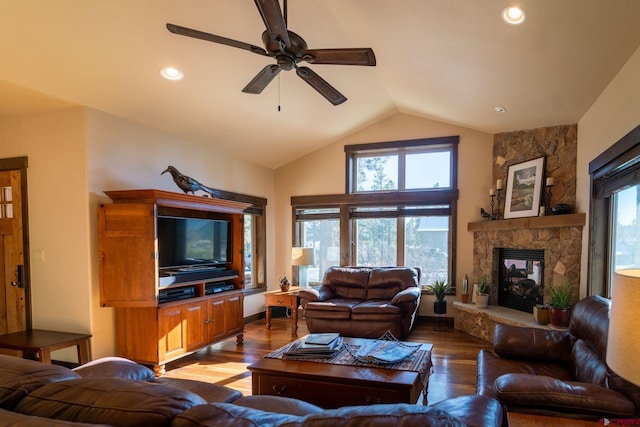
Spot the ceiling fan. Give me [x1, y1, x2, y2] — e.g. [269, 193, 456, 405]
[166, 0, 376, 105]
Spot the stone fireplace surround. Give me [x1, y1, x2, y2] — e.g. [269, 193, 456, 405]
[454, 213, 585, 341]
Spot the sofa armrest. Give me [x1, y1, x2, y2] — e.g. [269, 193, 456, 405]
[299, 286, 335, 303]
[390, 286, 420, 305]
[493, 323, 574, 362]
[495, 373, 635, 418]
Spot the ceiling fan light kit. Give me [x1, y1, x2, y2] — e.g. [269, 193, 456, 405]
[166, 0, 376, 105]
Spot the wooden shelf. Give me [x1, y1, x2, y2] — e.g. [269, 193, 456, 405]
[468, 213, 585, 232]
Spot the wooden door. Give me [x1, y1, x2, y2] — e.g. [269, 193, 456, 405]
[184, 300, 208, 351]
[0, 162, 28, 335]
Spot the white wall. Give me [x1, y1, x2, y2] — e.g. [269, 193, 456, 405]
[577, 46, 640, 296]
[274, 112, 494, 316]
[0, 108, 92, 360]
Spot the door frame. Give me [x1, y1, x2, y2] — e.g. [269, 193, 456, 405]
[0, 156, 31, 330]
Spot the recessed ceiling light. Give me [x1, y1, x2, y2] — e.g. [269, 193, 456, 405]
[501, 6, 527, 25]
[160, 67, 184, 81]
[494, 106, 506, 113]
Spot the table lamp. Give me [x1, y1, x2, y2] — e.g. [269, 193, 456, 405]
[292, 247, 315, 288]
[607, 269, 640, 387]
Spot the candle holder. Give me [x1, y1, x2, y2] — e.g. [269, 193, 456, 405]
[490, 194, 496, 220]
[546, 184, 554, 213]
[495, 188, 503, 220]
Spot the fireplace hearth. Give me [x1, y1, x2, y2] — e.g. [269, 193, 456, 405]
[498, 248, 544, 313]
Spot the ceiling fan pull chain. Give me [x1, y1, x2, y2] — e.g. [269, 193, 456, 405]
[278, 73, 281, 112]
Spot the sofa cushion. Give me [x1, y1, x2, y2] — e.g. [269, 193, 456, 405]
[568, 295, 610, 360]
[0, 354, 80, 410]
[172, 402, 470, 427]
[323, 267, 371, 300]
[493, 324, 574, 362]
[155, 377, 243, 403]
[494, 373, 635, 418]
[72, 356, 155, 382]
[351, 300, 400, 315]
[14, 377, 206, 427]
[304, 299, 361, 320]
[368, 267, 419, 300]
[476, 349, 573, 396]
[570, 340, 607, 385]
[233, 395, 324, 415]
[171, 402, 300, 427]
[0, 408, 110, 426]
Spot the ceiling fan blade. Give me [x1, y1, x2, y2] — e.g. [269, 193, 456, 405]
[301, 48, 376, 66]
[166, 23, 269, 57]
[242, 64, 281, 94]
[296, 66, 347, 106]
[253, 0, 290, 48]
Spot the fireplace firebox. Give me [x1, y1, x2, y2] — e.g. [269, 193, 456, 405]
[498, 248, 544, 313]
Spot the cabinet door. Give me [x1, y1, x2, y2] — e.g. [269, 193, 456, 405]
[184, 301, 208, 351]
[99, 203, 157, 307]
[207, 297, 226, 342]
[158, 306, 186, 361]
[224, 292, 244, 335]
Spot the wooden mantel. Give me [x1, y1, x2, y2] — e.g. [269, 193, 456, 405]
[468, 213, 585, 232]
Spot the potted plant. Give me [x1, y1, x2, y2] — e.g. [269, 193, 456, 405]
[426, 279, 449, 314]
[547, 282, 573, 328]
[533, 303, 550, 325]
[476, 278, 490, 309]
[460, 274, 470, 303]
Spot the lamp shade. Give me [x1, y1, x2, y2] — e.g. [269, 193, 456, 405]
[607, 269, 640, 387]
[291, 247, 315, 266]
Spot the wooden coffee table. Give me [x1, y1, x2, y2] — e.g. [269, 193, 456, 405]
[248, 337, 433, 408]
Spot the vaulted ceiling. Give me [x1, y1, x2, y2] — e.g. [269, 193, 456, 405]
[1, 1, 640, 168]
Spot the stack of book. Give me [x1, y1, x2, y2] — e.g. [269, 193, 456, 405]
[283, 333, 343, 359]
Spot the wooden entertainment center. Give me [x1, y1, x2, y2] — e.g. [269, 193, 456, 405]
[98, 189, 250, 375]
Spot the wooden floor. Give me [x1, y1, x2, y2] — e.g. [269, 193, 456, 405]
[164, 316, 492, 405]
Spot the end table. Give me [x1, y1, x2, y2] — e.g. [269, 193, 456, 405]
[264, 287, 301, 333]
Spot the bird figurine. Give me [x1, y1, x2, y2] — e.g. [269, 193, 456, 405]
[480, 208, 492, 220]
[161, 166, 220, 197]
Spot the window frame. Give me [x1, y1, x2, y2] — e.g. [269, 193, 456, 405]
[588, 124, 640, 297]
[293, 136, 459, 288]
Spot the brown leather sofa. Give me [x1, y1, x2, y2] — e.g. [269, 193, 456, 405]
[299, 266, 421, 339]
[0, 353, 503, 426]
[477, 295, 640, 421]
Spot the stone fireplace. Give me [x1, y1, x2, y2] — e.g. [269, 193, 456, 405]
[453, 124, 585, 342]
[470, 215, 584, 309]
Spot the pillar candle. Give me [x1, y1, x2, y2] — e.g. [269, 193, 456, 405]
[489, 188, 495, 196]
[546, 177, 554, 186]
[496, 179, 503, 190]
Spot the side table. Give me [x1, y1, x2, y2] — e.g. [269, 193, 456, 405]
[264, 287, 300, 333]
[0, 329, 92, 365]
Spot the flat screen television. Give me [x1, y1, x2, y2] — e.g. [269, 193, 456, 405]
[157, 216, 230, 270]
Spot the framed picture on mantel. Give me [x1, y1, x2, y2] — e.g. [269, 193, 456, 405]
[504, 157, 545, 219]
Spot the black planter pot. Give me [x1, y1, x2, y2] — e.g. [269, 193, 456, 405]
[434, 300, 447, 315]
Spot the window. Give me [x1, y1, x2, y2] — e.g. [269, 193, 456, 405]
[198, 187, 267, 294]
[589, 124, 640, 296]
[349, 138, 455, 193]
[293, 136, 458, 287]
[296, 208, 340, 284]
